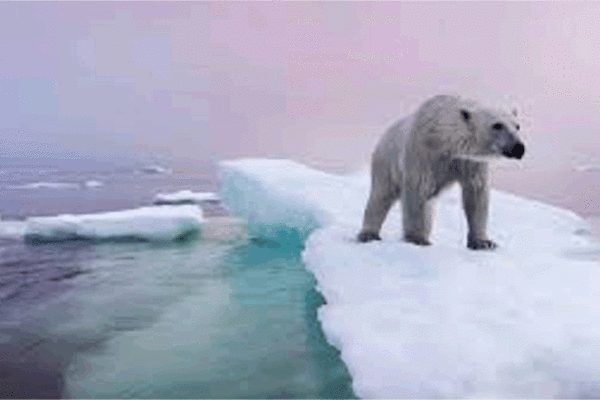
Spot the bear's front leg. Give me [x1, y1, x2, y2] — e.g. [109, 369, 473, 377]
[460, 164, 497, 250]
[402, 189, 434, 246]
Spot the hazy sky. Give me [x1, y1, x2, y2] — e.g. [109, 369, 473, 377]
[2, 2, 600, 178]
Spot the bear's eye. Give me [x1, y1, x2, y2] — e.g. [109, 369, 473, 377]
[492, 123, 504, 130]
[515, 124, 520, 131]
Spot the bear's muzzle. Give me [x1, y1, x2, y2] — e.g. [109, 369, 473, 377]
[502, 142, 525, 159]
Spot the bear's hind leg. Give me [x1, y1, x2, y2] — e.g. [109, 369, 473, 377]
[358, 165, 400, 242]
[358, 188, 399, 242]
[402, 190, 434, 246]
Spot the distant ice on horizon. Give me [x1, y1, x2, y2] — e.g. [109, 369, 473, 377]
[219, 158, 600, 399]
[9, 182, 80, 190]
[573, 164, 600, 172]
[570, 153, 600, 173]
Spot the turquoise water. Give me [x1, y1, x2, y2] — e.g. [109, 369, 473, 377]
[54, 233, 355, 398]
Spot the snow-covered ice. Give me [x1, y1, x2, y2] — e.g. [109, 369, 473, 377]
[23, 205, 205, 244]
[219, 158, 600, 399]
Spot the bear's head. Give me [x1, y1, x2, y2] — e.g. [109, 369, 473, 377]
[458, 104, 525, 161]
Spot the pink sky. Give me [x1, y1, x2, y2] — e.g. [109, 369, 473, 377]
[1, 2, 600, 213]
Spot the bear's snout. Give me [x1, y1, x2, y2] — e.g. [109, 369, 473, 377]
[502, 142, 525, 159]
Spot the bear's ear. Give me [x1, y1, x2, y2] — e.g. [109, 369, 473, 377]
[460, 109, 471, 121]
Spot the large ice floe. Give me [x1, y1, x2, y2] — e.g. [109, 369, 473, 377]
[219, 158, 600, 399]
[22, 205, 205, 244]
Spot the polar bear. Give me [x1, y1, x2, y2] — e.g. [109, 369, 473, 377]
[357, 94, 525, 250]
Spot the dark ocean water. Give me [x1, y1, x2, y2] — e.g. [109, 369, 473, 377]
[0, 158, 355, 399]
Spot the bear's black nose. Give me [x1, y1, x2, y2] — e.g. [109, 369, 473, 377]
[503, 142, 525, 159]
[512, 142, 525, 159]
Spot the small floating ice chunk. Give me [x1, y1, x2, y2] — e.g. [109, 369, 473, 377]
[140, 165, 172, 175]
[24, 205, 205, 244]
[84, 180, 104, 189]
[153, 190, 229, 217]
[153, 190, 221, 206]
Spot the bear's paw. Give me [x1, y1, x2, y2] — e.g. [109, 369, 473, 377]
[467, 238, 497, 250]
[404, 234, 432, 246]
[357, 231, 382, 243]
